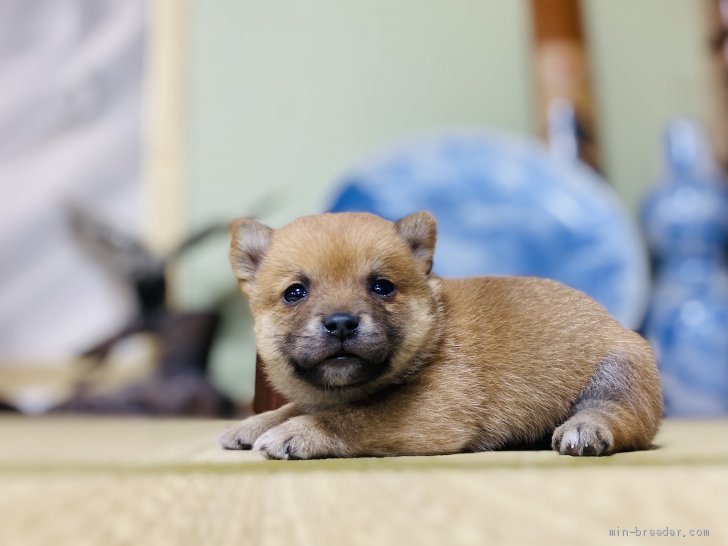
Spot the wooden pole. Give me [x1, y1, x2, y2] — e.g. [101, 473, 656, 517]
[253, 354, 287, 413]
[530, 0, 601, 171]
[708, 0, 728, 171]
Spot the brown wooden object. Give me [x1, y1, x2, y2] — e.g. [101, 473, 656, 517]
[708, 0, 728, 171]
[253, 354, 287, 413]
[530, 0, 601, 171]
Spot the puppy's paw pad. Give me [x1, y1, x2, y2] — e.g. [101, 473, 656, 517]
[552, 420, 613, 457]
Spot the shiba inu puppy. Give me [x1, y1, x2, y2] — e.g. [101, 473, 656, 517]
[220, 211, 662, 459]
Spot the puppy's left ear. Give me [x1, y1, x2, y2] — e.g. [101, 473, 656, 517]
[395, 211, 437, 275]
[230, 218, 273, 294]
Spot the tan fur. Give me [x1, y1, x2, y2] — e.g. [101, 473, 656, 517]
[221, 212, 663, 459]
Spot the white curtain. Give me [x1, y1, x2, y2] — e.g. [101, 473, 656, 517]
[0, 0, 145, 362]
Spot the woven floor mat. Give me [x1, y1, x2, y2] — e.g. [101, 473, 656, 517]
[0, 417, 725, 545]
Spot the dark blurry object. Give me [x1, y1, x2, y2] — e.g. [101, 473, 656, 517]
[0, 401, 19, 412]
[253, 354, 286, 414]
[61, 313, 230, 416]
[56, 205, 234, 416]
[530, 0, 600, 171]
[641, 120, 728, 417]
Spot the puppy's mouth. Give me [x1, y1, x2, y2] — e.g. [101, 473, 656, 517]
[291, 349, 390, 389]
[321, 350, 359, 364]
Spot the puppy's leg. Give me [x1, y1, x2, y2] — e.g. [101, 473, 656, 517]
[552, 352, 663, 456]
[253, 392, 474, 459]
[252, 413, 354, 459]
[220, 403, 301, 450]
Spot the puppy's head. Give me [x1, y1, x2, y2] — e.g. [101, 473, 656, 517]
[230, 211, 441, 405]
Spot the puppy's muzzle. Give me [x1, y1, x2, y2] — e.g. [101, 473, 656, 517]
[322, 312, 359, 341]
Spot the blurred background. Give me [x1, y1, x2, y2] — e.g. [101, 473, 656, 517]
[1, 0, 727, 418]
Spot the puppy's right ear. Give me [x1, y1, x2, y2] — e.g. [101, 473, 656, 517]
[230, 218, 273, 293]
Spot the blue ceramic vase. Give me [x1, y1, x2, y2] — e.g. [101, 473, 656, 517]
[641, 120, 728, 416]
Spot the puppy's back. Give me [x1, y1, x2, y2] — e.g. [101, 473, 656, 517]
[440, 275, 627, 357]
[432, 276, 660, 448]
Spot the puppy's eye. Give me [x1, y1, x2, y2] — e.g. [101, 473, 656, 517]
[370, 278, 395, 297]
[283, 283, 307, 303]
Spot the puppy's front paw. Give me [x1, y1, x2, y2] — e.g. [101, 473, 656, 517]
[220, 413, 281, 450]
[253, 416, 349, 460]
[552, 417, 614, 456]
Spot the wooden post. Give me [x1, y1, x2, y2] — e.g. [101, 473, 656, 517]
[530, 0, 601, 171]
[708, 0, 728, 171]
[253, 354, 287, 413]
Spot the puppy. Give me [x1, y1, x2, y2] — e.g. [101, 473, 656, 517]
[220, 211, 662, 459]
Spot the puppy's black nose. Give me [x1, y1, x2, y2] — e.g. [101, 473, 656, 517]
[323, 313, 360, 339]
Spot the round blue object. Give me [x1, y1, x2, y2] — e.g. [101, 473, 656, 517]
[329, 130, 649, 330]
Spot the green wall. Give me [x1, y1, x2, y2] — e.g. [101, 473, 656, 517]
[584, 0, 712, 208]
[182, 0, 712, 401]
